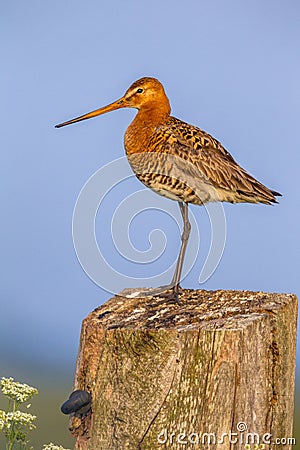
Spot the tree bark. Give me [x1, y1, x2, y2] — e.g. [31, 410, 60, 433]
[69, 289, 298, 450]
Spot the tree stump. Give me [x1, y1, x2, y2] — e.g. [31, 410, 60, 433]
[69, 289, 297, 450]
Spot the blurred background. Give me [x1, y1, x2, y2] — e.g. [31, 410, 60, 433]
[1, 0, 299, 447]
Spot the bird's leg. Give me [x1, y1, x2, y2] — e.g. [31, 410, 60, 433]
[120, 202, 191, 304]
[170, 202, 191, 300]
[149, 202, 190, 304]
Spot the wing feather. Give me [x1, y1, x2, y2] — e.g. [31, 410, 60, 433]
[149, 117, 280, 204]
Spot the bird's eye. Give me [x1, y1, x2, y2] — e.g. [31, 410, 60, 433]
[136, 88, 144, 94]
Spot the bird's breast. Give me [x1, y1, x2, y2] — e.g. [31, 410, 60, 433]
[124, 115, 225, 205]
[124, 120, 156, 156]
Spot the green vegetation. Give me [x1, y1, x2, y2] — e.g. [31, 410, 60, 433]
[0, 377, 72, 450]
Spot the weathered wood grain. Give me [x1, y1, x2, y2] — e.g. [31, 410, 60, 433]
[69, 289, 298, 450]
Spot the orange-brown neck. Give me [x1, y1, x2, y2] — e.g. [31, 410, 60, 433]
[125, 97, 171, 155]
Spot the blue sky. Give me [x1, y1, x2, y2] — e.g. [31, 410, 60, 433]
[1, 0, 299, 386]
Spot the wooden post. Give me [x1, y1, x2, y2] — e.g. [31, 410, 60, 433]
[69, 289, 297, 450]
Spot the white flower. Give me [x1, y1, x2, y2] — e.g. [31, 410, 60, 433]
[42, 443, 71, 450]
[0, 409, 6, 430]
[5, 410, 36, 430]
[0, 377, 38, 403]
[0, 410, 11, 431]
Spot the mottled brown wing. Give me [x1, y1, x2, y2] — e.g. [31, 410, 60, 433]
[150, 117, 280, 205]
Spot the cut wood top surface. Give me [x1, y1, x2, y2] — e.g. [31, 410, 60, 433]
[88, 289, 297, 331]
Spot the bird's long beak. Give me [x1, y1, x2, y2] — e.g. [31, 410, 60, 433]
[55, 97, 126, 128]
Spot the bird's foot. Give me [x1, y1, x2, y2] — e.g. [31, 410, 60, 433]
[154, 284, 182, 305]
[119, 284, 182, 305]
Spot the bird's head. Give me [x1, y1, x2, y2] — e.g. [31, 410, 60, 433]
[123, 77, 170, 109]
[55, 77, 170, 128]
